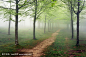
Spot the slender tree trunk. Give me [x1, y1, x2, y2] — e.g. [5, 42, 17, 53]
[15, 3, 19, 45]
[8, 0, 11, 35]
[8, 16, 11, 35]
[15, 0, 19, 45]
[33, 0, 37, 39]
[33, 17, 36, 39]
[76, 0, 80, 46]
[71, 1, 74, 39]
[48, 21, 49, 32]
[57, 22, 59, 29]
[44, 15, 46, 33]
[71, 19, 74, 39]
[76, 13, 79, 46]
[52, 23, 53, 31]
[50, 22, 51, 31]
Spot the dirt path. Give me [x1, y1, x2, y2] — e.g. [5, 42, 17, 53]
[15, 29, 60, 57]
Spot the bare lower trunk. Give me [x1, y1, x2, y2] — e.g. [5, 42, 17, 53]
[8, 0, 11, 35]
[8, 19, 11, 35]
[15, 0, 19, 45]
[50, 22, 51, 31]
[76, 13, 79, 46]
[48, 21, 49, 32]
[76, 0, 80, 46]
[33, 17, 36, 39]
[44, 15, 46, 33]
[33, 0, 37, 40]
[71, 1, 74, 39]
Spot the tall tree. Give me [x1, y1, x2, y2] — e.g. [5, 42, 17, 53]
[72, 0, 85, 46]
[8, 0, 11, 35]
[32, 0, 53, 39]
[33, 0, 37, 39]
[15, 0, 19, 45]
[70, 1, 74, 39]
[61, 0, 74, 39]
[44, 15, 46, 33]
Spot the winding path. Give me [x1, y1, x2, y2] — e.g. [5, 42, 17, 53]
[15, 29, 60, 57]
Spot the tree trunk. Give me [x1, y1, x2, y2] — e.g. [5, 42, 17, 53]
[52, 23, 53, 31]
[50, 22, 51, 31]
[33, 0, 37, 39]
[8, 0, 11, 35]
[76, 0, 80, 46]
[15, 0, 19, 45]
[76, 13, 79, 46]
[8, 16, 11, 35]
[33, 17, 36, 39]
[48, 21, 49, 32]
[71, 1, 74, 39]
[44, 15, 46, 33]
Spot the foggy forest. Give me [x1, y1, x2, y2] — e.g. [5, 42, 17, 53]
[0, 0, 86, 57]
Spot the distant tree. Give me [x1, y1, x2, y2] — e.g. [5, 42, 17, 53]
[61, 0, 74, 39]
[8, 0, 11, 35]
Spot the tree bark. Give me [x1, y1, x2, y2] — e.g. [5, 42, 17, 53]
[44, 15, 46, 33]
[8, 0, 11, 35]
[50, 22, 51, 31]
[76, 0, 80, 46]
[33, 0, 37, 39]
[48, 21, 49, 32]
[33, 17, 36, 39]
[52, 23, 53, 31]
[76, 13, 79, 46]
[8, 15, 11, 35]
[71, 2, 74, 39]
[15, 0, 19, 45]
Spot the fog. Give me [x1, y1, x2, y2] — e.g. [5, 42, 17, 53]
[0, 0, 86, 44]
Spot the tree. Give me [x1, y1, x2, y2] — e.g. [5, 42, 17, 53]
[72, 0, 85, 46]
[61, 0, 74, 39]
[0, 0, 31, 45]
[8, 0, 11, 35]
[44, 15, 46, 33]
[30, 0, 53, 39]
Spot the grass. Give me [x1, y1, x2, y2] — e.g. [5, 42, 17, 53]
[0, 27, 58, 57]
[41, 29, 86, 57]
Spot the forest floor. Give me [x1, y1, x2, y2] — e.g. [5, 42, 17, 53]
[15, 29, 60, 57]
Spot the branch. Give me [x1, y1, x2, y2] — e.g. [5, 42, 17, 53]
[72, 7, 77, 14]
[36, 8, 46, 19]
[18, 0, 27, 9]
[18, 1, 34, 9]
[0, 0, 16, 4]
[37, 1, 52, 14]
[79, 0, 85, 13]
[0, 6, 15, 10]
